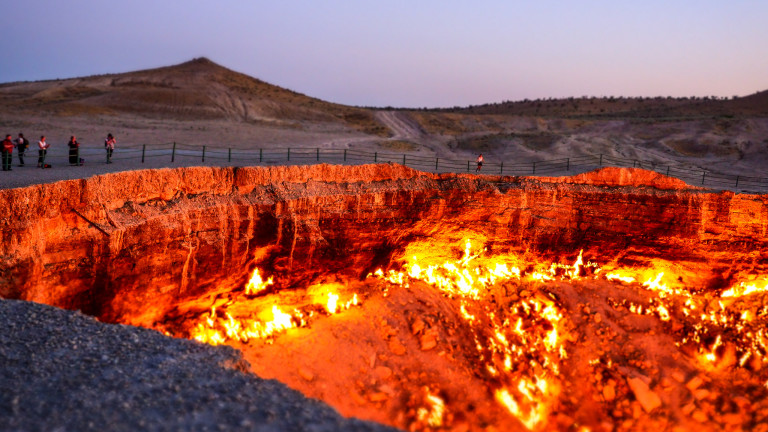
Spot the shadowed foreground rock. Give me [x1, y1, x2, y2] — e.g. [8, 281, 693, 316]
[0, 299, 399, 432]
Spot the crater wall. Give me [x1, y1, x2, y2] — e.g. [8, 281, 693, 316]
[1, 164, 766, 326]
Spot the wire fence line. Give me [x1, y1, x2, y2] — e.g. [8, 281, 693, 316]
[30, 142, 768, 194]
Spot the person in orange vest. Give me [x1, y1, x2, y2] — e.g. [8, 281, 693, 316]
[2, 135, 14, 171]
[476, 154, 484, 172]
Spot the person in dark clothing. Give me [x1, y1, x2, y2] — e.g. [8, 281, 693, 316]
[2, 135, 14, 171]
[68, 136, 81, 165]
[104, 133, 116, 164]
[16, 133, 28, 166]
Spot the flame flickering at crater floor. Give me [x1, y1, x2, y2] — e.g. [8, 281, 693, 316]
[3, 164, 768, 431]
[168, 239, 768, 431]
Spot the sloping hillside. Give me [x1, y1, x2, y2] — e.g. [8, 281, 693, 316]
[0, 58, 388, 136]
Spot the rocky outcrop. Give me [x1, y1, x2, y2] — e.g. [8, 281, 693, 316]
[1, 164, 767, 326]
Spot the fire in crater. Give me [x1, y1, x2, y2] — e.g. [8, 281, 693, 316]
[3, 165, 768, 431]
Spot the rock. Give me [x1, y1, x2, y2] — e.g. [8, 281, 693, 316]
[420, 329, 438, 351]
[374, 366, 393, 380]
[389, 337, 407, 356]
[627, 377, 662, 413]
[298, 367, 315, 382]
[368, 392, 389, 402]
[671, 370, 686, 382]
[299, 367, 315, 381]
[411, 319, 425, 335]
[692, 389, 710, 400]
[691, 410, 708, 423]
[603, 381, 617, 401]
[681, 403, 696, 415]
[721, 413, 742, 425]
[686, 376, 704, 392]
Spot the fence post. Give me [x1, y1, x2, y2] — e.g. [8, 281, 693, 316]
[403, 154, 406, 165]
[599, 154, 603, 167]
[735, 175, 740, 188]
[533, 161, 536, 175]
[633, 160, 637, 168]
[228, 148, 231, 162]
[317, 148, 319, 162]
[701, 171, 706, 185]
[567, 158, 570, 171]
[202, 146, 206, 162]
[344, 149, 347, 162]
[467, 160, 470, 172]
[500, 161, 503, 175]
[666, 166, 670, 176]
[171, 142, 176, 163]
[141, 144, 146, 163]
[259, 148, 263, 162]
[287, 148, 290, 161]
[435, 158, 439, 171]
[374, 152, 377, 163]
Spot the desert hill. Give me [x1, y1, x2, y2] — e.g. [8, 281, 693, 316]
[0, 58, 387, 136]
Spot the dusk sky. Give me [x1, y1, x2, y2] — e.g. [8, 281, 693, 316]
[3, 1, 767, 108]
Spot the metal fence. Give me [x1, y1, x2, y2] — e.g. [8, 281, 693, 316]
[28, 142, 768, 194]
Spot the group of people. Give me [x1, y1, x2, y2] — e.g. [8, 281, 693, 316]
[1, 133, 116, 170]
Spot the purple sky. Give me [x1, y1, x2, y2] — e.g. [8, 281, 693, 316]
[2, 1, 767, 108]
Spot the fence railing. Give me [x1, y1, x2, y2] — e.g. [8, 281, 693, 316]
[25, 142, 768, 194]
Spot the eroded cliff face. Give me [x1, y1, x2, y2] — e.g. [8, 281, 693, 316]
[1, 164, 767, 327]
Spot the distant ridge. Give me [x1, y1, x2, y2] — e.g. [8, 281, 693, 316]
[436, 90, 768, 119]
[0, 57, 389, 136]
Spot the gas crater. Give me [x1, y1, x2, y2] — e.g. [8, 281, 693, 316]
[2, 164, 768, 431]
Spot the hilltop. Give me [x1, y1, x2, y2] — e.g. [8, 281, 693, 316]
[0, 57, 387, 136]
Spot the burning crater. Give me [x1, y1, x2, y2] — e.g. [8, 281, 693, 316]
[2, 164, 768, 431]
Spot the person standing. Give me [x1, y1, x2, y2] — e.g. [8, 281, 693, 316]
[104, 133, 116, 164]
[2, 135, 14, 171]
[38, 135, 49, 167]
[16, 133, 29, 166]
[67, 135, 81, 165]
[476, 154, 484, 172]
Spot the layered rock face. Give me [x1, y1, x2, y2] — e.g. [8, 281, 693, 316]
[1, 164, 766, 326]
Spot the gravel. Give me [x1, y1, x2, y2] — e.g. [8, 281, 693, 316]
[0, 299, 400, 432]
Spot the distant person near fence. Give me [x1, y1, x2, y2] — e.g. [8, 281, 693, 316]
[2, 135, 14, 171]
[68, 136, 83, 166]
[38, 136, 49, 168]
[476, 154, 483, 172]
[16, 133, 28, 167]
[105, 133, 116, 164]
